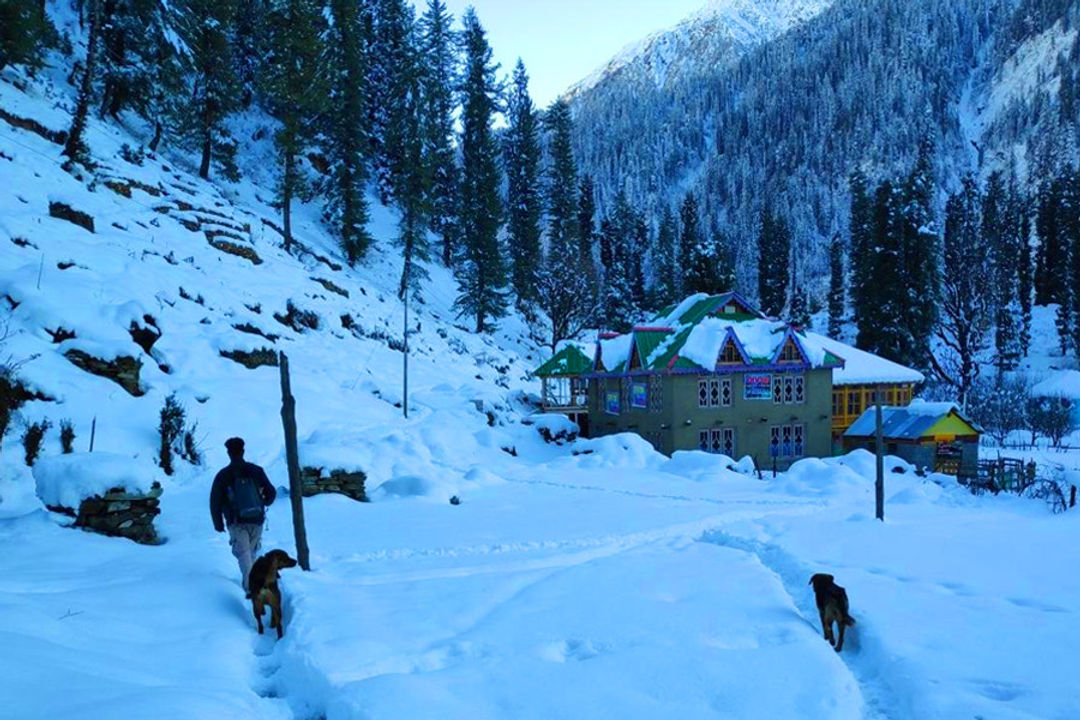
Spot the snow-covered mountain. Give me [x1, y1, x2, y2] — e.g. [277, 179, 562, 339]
[565, 0, 832, 101]
[566, 0, 1080, 296]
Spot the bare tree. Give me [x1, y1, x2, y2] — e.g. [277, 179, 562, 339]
[535, 252, 593, 353]
[932, 178, 992, 408]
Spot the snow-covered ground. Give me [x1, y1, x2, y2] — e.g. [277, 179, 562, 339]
[3, 29, 1080, 720]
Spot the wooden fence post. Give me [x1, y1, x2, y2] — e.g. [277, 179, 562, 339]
[279, 352, 310, 571]
[875, 385, 884, 522]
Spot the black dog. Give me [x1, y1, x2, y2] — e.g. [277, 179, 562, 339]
[809, 573, 856, 652]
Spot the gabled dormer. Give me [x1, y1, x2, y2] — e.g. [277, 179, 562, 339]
[772, 330, 810, 366]
[717, 328, 751, 367]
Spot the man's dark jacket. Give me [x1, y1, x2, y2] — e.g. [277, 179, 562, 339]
[210, 460, 276, 531]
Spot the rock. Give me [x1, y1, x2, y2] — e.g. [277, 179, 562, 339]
[64, 350, 143, 396]
[220, 348, 278, 369]
[49, 201, 95, 233]
[301, 467, 367, 502]
[208, 237, 262, 265]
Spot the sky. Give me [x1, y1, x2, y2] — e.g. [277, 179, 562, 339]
[430, 1, 706, 106]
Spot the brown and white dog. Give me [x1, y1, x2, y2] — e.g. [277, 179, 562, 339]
[248, 549, 298, 638]
[809, 573, 856, 652]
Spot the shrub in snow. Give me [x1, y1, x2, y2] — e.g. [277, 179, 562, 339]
[220, 347, 278, 369]
[158, 394, 200, 475]
[63, 349, 143, 396]
[525, 414, 579, 445]
[0, 360, 36, 453]
[1027, 396, 1075, 448]
[47, 201, 95, 233]
[274, 301, 320, 332]
[21, 418, 50, 466]
[968, 375, 1031, 445]
[59, 419, 75, 454]
[449, 495, 461, 505]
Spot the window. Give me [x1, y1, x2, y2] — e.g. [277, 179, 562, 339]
[605, 390, 620, 416]
[720, 340, 742, 364]
[771, 423, 805, 458]
[847, 390, 860, 416]
[698, 378, 733, 408]
[630, 382, 648, 409]
[832, 390, 843, 417]
[773, 375, 805, 405]
[778, 340, 802, 363]
[700, 428, 736, 456]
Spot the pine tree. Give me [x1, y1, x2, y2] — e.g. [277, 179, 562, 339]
[576, 174, 597, 284]
[177, 0, 239, 180]
[1018, 207, 1034, 356]
[985, 171, 1021, 373]
[757, 207, 790, 317]
[683, 199, 726, 296]
[323, 0, 374, 265]
[99, 0, 160, 119]
[790, 282, 811, 327]
[0, 0, 54, 70]
[630, 214, 648, 310]
[262, 0, 329, 251]
[418, 0, 460, 267]
[368, 0, 414, 202]
[598, 217, 636, 331]
[545, 99, 578, 256]
[713, 223, 736, 293]
[898, 139, 939, 371]
[141, 1, 185, 153]
[934, 177, 992, 408]
[827, 233, 845, 338]
[64, 0, 102, 167]
[504, 58, 542, 311]
[848, 171, 874, 336]
[231, 0, 264, 107]
[454, 8, 507, 333]
[652, 207, 678, 307]
[679, 193, 702, 296]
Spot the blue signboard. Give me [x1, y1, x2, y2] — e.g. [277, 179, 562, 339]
[744, 373, 772, 400]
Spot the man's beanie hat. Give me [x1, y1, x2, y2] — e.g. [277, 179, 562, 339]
[225, 437, 245, 453]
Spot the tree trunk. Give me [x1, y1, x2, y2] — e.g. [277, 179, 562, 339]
[199, 129, 211, 179]
[278, 353, 310, 571]
[149, 120, 162, 153]
[282, 151, 293, 253]
[64, 0, 101, 165]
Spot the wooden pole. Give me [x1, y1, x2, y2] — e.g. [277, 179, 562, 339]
[875, 384, 885, 522]
[279, 352, 310, 571]
[403, 281, 409, 419]
[89, 416, 96, 452]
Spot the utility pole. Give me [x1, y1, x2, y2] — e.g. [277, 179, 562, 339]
[279, 352, 310, 571]
[875, 384, 885, 522]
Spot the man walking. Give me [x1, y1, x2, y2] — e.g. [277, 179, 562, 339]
[210, 437, 276, 594]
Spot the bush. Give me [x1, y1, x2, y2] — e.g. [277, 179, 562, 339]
[59, 419, 75, 453]
[0, 362, 30, 453]
[158, 394, 185, 475]
[181, 423, 202, 466]
[968, 374, 1030, 444]
[22, 418, 50, 466]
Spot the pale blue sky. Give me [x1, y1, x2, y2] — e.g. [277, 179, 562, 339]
[428, 1, 705, 106]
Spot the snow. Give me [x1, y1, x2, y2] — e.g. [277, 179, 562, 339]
[33, 452, 159, 509]
[680, 317, 792, 368]
[1031, 370, 1080, 400]
[598, 332, 633, 371]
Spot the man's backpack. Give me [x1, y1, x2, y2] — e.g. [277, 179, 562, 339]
[227, 467, 265, 524]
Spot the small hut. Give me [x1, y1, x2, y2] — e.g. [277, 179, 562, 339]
[535, 344, 593, 435]
[842, 400, 982, 475]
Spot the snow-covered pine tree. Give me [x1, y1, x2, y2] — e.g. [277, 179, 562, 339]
[1018, 204, 1034, 356]
[261, 0, 329, 252]
[99, 0, 159, 119]
[1034, 176, 1068, 307]
[934, 177, 993, 408]
[651, 207, 677, 307]
[789, 281, 811, 328]
[545, 99, 578, 257]
[757, 207, 790, 318]
[827, 234, 845, 338]
[504, 58, 542, 312]
[454, 8, 507, 333]
[630, 214, 648, 310]
[418, 0, 460, 267]
[323, 0, 374, 266]
[1063, 168, 1080, 357]
[536, 245, 593, 352]
[393, 54, 431, 300]
[140, 1, 186, 154]
[898, 139, 939, 372]
[984, 171, 1021, 373]
[598, 217, 636, 332]
[0, 0, 54, 70]
[576, 174, 598, 287]
[679, 193, 702, 296]
[848, 170, 873, 338]
[176, 0, 239, 180]
[713, 222, 736, 294]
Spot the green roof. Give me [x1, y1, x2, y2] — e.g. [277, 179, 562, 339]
[535, 345, 594, 377]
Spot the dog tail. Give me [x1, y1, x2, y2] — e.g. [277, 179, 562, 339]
[844, 614, 856, 627]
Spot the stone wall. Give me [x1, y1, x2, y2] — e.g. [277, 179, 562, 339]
[47, 482, 163, 545]
[301, 467, 367, 502]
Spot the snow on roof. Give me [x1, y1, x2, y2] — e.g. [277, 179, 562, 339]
[598, 333, 634, 371]
[1031, 370, 1080, 399]
[656, 293, 711, 327]
[33, 453, 159, 509]
[680, 317, 832, 369]
[804, 332, 925, 385]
